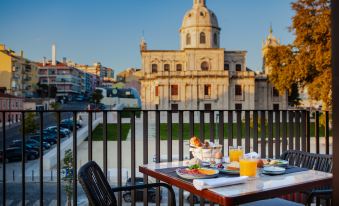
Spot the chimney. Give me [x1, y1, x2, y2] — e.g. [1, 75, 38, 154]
[20, 50, 24, 58]
[52, 44, 56, 66]
[63, 57, 67, 64]
[43, 57, 46, 66]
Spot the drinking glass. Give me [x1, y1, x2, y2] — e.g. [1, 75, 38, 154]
[239, 157, 258, 177]
[229, 146, 244, 162]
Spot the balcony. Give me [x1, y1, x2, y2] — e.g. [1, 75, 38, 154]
[0, 109, 332, 205]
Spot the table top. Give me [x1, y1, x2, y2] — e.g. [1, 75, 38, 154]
[139, 161, 333, 205]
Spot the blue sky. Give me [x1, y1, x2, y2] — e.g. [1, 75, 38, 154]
[0, 0, 295, 73]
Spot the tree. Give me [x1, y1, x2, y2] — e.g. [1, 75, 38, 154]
[265, 0, 331, 110]
[90, 89, 104, 104]
[22, 112, 38, 134]
[36, 83, 58, 98]
[62, 149, 73, 206]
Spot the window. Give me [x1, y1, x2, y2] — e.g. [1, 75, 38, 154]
[171, 85, 178, 96]
[273, 87, 280, 97]
[176, 64, 182, 71]
[224, 64, 230, 71]
[235, 85, 242, 96]
[235, 104, 242, 110]
[155, 86, 159, 96]
[155, 104, 159, 110]
[151, 64, 158, 73]
[186, 33, 191, 45]
[213, 33, 218, 45]
[171, 104, 179, 111]
[204, 84, 211, 96]
[201, 61, 209, 71]
[236, 64, 242, 71]
[204, 104, 212, 111]
[200, 32, 206, 44]
[164, 64, 170, 72]
[273, 104, 280, 110]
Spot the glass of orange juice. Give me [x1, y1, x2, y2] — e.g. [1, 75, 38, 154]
[229, 146, 244, 162]
[239, 157, 258, 177]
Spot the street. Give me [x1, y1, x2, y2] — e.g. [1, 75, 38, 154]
[0, 102, 88, 148]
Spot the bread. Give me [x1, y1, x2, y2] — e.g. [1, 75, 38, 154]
[257, 159, 264, 168]
[190, 136, 202, 147]
[227, 162, 240, 170]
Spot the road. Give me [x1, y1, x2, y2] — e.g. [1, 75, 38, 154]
[0, 102, 88, 148]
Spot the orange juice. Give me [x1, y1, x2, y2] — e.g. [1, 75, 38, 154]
[229, 149, 243, 162]
[239, 159, 257, 177]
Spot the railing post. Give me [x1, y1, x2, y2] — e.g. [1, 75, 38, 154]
[275, 110, 280, 158]
[117, 111, 123, 206]
[245, 111, 250, 153]
[268, 111, 273, 158]
[179, 111, 184, 206]
[325, 111, 330, 155]
[143, 111, 149, 206]
[253, 111, 258, 153]
[131, 111, 136, 206]
[155, 110, 161, 206]
[72, 112, 78, 206]
[236, 110, 242, 146]
[306, 111, 311, 153]
[2, 112, 6, 206]
[315, 111, 320, 154]
[282, 111, 287, 153]
[103, 111, 108, 178]
[56, 112, 61, 206]
[39, 111, 44, 205]
[21, 111, 26, 206]
[261, 111, 266, 158]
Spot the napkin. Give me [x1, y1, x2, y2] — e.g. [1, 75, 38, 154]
[193, 176, 248, 191]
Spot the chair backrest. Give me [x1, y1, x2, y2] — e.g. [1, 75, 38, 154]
[280, 150, 333, 173]
[78, 161, 117, 206]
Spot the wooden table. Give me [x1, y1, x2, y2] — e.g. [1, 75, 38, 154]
[139, 161, 332, 205]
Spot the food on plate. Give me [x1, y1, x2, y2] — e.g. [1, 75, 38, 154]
[178, 168, 218, 176]
[262, 159, 287, 166]
[214, 151, 223, 159]
[227, 161, 240, 171]
[216, 163, 224, 169]
[190, 136, 202, 147]
[257, 159, 264, 168]
[188, 164, 201, 170]
[188, 158, 202, 167]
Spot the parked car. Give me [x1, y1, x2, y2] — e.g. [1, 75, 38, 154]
[10, 140, 40, 153]
[29, 134, 57, 145]
[46, 126, 71, 135]
[61, 119, 82, 129]
[122, 177, 161, 203]
[43, 129, 67, 138]
[10, 139, 50, 150]
[0, 147, 39, 162]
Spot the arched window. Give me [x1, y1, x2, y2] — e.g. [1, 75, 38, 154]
[213, 33, 218, 46]
[201, 61, 209, 71]
[176, 64, 183, 71]
[200, 32, 206, 44]
[186, 33, 191, 45]
[164, 64, 170, 72]
[151, 64, 158, 73]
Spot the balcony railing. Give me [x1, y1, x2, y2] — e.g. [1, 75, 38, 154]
[0, 109, 332, 205]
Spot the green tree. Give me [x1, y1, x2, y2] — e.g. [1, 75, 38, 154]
[266, 0, 331, 110]
[22, 112, 38, 134]
[62, 149, 73, 206]
[90, 89, 104, 104]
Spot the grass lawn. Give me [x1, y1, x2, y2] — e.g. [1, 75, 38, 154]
[91, 123, 130, 141]
[159, 123, 331, 140]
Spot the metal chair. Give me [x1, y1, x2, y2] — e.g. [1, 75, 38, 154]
[280, 150, 333, 206]
[78, 161, 176, 206]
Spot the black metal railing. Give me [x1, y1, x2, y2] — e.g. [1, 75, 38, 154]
[0, 109, 332, 206]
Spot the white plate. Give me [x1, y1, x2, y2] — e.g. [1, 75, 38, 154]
[263, 166, 286, 175]
[176, 168, 219, 180]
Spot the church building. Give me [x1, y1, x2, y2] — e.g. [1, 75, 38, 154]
[140, 0, 288, 111]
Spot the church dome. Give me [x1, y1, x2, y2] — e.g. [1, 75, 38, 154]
[181, 2, 219, 30]
[180, 0, 221, 50]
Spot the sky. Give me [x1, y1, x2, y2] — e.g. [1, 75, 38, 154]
[0, 0, 295, 73]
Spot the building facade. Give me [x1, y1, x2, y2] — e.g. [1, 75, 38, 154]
[73, 62, 114, 85]
[0, 92, 23, 124]
[140, 0, 288, 110]
[0, 44, 39, 97]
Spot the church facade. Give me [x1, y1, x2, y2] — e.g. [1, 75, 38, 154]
[140, 0, 288, 111]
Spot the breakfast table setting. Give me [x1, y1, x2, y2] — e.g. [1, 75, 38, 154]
[139, 136, 332, 205]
